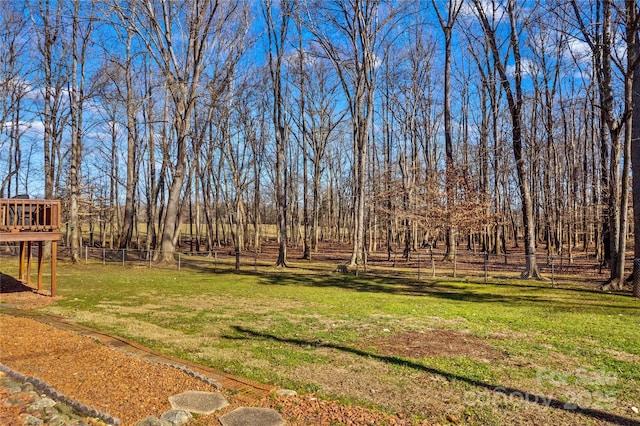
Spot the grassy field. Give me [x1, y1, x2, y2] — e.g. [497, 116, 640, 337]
[2, 257, 639, 425]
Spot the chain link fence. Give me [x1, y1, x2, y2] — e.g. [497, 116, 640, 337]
[0, 242, 630, 289]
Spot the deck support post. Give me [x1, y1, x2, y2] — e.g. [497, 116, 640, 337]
[1, 198, 61, 297]
[18, 241, 26, 281]
[37, 241, 44, 292]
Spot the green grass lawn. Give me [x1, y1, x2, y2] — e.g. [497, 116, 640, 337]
[2, 258, 639, 425]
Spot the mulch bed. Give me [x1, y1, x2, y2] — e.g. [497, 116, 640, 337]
[0, 291, 430, 425]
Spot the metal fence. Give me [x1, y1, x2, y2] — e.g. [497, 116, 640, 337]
[0, 242, 628, 289]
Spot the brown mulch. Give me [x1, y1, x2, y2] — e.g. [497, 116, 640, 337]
[0, 297, 428, 425]
[0, 314, 221, 425]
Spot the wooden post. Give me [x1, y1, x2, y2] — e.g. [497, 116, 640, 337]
[51, 241, 57, 297]
[26, 242, 32, 287]
[18, 241, 26, 281]
[38, 241, 44, 292]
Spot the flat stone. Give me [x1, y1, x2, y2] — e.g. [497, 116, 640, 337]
[54, 401, 74, 415]
[28, 397, 57, 411]
[276, 388, 297, 396]
[7, 385, 22, 394]
[48, 414, 71, 426]
[135, 416, 170, 426]
[26, 391, 41, 401]
[23, 414, 44, 426]
[160, 409, 193, 425]
[219, 407, 285, 426]
[168, 391, 229, 415]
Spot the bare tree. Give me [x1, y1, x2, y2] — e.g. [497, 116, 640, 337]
[570, 0, 626, 284]
[0, 4, 31, 197]
[295, 13, 311, 260]
[116, 0, 246, 262]
[68, 0, 94, 263]
[303, 0, 396, 266]
[633, 32, 640, 296]
[474, 0, 541, 278]
[264, 0, 292, 267]
[109, 3, 141, 250]
[624, 0, 640, 296]
[432, 0, 463, 262]
[31, 0, 69, 201]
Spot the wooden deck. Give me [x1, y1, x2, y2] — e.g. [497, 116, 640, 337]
[0, 198, 61, 296]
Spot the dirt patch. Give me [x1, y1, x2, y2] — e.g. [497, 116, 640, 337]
[370, 329, 506, 361]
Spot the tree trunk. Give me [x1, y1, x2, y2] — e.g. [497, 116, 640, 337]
[433, 0, 463, 263]
[69, 0, 92, 263]
[299, 20, 311, 260]
[475, 0, 540, 278]
[630, 13, 640, 296]
[264, 0, 291, 267]
[119, 29, 138, 250]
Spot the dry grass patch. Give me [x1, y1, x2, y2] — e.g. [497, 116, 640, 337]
[369, 329, 507, 361]
[290, 350, 462, 417]
[605, 349, 640, 364]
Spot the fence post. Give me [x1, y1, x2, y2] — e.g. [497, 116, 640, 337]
[417, 252, 421, 280]
[149, 250, 152, 269]
[214, 251, 217, 272]
[551, 257, 555, 288]
[484, 251, 488, 284]
[431, 248, 435, 278]
[102, 248, 105, 265]
[453, 255, 457, 279]
[178, 252, 181, 271]
[85, 246, 88, 264]
[122, 249, 125, 267]
[633, 259, 640, 298]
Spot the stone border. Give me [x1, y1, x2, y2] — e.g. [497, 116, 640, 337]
[0, 303, 277, 402]
[0, 362, 120, 425]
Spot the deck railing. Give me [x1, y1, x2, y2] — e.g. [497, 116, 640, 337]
[0, 198, 61, 233]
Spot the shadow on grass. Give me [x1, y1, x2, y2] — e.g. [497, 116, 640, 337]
[254, 271, 640, 313]
[0, 272, 32, 293]
[177, 260, 637, 313]
[226, 326, 638, 426]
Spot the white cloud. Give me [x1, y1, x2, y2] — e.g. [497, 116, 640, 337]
[459, 0, 506, 20]
[506, 58, 537, 79]
[565, 37, 592, 64]
[1, 120, 44, 138]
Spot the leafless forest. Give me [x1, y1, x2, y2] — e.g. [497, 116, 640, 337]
[0, 0, 638, 293]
